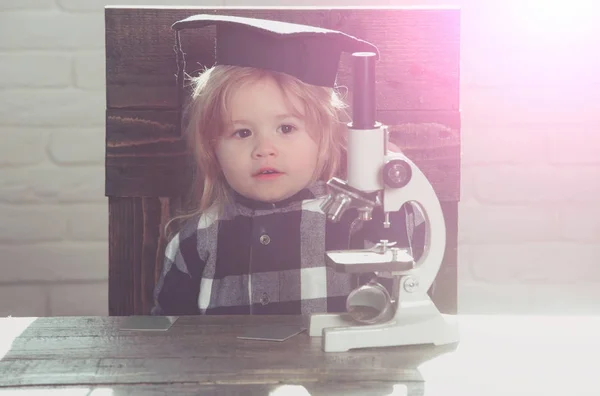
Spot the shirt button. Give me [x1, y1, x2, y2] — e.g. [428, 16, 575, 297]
[260, 293, 270, 305]
[259, 234, 271, 245]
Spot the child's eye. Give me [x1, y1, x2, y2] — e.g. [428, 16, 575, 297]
[234, 129, 252, 138]
[279, 124, 296, 134]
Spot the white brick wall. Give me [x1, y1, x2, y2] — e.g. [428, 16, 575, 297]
[457, 0, 600, 312]
[1, 0, 599, 317]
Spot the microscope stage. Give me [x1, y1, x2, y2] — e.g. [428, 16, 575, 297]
[325, 248, 414, 273]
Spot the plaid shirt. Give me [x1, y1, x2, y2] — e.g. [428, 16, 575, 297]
[152, 180, 424, 316]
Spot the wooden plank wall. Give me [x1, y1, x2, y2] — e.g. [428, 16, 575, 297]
[105, 7, 460, 316]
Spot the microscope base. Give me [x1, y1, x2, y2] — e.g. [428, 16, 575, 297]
[308, 296, 459, 352]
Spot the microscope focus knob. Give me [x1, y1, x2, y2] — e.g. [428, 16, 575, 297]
[382, 159, 412, 189]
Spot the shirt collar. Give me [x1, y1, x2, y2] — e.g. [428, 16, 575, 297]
[232, 180, 328, 211]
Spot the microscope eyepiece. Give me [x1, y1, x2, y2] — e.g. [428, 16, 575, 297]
[350, 52, 377, 130]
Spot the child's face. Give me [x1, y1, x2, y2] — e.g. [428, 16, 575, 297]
[215, 76, 319, 203]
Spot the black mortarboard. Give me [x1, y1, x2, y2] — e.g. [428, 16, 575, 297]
[172, 14, 379, 88]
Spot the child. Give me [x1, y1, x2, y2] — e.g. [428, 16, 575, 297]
[151, 14, 425, 316]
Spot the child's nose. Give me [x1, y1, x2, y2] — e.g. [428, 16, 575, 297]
[252, 136, 278, 158]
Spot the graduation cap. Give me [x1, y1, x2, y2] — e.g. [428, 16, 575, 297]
[172, 14, 379, 88]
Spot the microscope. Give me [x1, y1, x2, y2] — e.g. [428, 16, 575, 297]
[308, 52, 460, 352]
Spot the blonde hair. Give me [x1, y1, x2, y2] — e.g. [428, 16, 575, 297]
[167, 65, 349, 236]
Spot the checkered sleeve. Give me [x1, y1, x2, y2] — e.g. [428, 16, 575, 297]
[151, 218, 205, 316]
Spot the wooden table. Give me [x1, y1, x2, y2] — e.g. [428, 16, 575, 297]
[1, 314, 598, 395]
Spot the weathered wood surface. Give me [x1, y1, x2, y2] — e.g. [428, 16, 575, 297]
[0, 315, 451, 394]
[104, 7, 461, 316]
[105, 7, 460, 111]
[0, 383, 424, 396]
[109, 196, 179, 316]
[2, 315, 599, 395]
[105, 110, 190, 198]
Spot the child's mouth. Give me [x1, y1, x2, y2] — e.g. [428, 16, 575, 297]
[253, 168, 283, 179]
[254, 172, 283, 179]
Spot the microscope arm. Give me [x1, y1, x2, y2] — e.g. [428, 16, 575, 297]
[381, 151, 446, 294]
